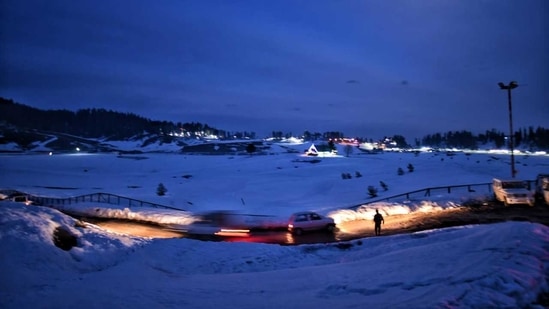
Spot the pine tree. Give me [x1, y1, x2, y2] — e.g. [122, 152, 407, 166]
[156, 183, 167, 196]
[368, 186, 378, 198]
[407, 164, 414, 172]
[380, 181, 388, 191]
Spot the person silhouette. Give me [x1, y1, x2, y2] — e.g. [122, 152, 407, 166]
[373, 209, 384, 236]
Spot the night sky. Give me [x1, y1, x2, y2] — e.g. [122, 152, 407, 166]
[1, 0, 548, 139]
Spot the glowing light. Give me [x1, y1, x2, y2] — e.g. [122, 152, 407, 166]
[214, 229, 250, 237]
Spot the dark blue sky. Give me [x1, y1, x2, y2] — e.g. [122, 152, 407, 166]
[1, 0, 548, 139]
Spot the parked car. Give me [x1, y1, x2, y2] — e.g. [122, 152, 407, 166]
[492, 178, 535, 206]
[9, 195, 34, 205]
[287, 211, 336, 235]
[534, 174, 549, 206]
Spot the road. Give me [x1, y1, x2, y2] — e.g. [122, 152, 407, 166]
[85, 203, 549, 245]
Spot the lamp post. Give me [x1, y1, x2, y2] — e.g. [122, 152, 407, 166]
[498, 81, 518, 178]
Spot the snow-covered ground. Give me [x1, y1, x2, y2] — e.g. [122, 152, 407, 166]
[1, 142, 549, 308]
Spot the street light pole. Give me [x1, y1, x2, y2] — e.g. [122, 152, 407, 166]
[498, 81, 518, 178]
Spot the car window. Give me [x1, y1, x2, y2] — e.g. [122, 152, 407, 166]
[295, 214, 308, 222]
[502, 182, 525, 189]
[14, 196, 26, 202]
[193, 220, 213, 225]
[310, 213, 321, 220]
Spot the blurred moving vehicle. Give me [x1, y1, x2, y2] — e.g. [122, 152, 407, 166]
[534, 174, 549, 205]
[492, 178, 535, 206]
[167, 211, 250, 237]
[287, 211, 336, 235]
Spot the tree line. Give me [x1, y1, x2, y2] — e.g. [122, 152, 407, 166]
[419, 128, 549, 150]
[0, 98, 253, 140]
[1, 97, 547, 150]
[270, 131, 345, 141]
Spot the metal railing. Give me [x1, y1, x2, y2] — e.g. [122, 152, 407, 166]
[3, 179, 536, 213]
[0, 190, 185, 212]
[347, 180, 536, 210]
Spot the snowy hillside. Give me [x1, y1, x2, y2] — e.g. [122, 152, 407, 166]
[1, 142, 549, 308]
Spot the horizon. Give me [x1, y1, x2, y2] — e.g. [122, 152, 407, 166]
[3, 96, 547, 143]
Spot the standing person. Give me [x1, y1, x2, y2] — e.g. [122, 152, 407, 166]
[373, 209, 384, 236]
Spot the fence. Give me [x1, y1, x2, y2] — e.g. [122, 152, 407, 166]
[2, 179, 536, 213]
[0, 190, 185, 212]
[347, 180, 536, 210]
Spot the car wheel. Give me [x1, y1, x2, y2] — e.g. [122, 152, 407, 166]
[292, 228, 303, 236]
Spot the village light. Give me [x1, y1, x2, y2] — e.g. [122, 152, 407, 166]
[498, 81, 518, 178]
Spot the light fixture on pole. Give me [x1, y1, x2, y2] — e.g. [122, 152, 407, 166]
[498, 81, 518, 178]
